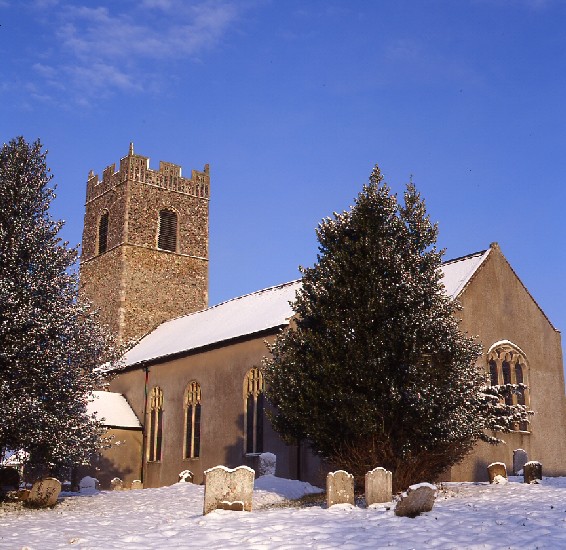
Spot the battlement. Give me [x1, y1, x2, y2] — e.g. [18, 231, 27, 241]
[86, 143, 210, 203]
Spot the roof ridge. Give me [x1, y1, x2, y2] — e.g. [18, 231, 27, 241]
[160, 279, 301, 326]
[442, 249, 488, 265]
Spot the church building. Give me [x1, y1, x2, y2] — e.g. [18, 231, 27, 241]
[80, 147, 566, 489]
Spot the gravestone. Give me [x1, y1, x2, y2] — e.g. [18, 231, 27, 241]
[258, 452, 277, 476]
[524, 461, 542, 484]
[218, 500, 245, 511]
[394, 483, 437, 518]
[487, 462, 508, 484]
[110, 477, 124, 491]
[26, 478, 61, 508]
[203, 465, 255, 515]
[326, 470, 354, 507]
[513, 449, 528, 475]
[178, 470, 194, 483]
[0, 467, 20, 494]
[131, 480, 143, 490]
[79, 476, 99, 494]
[365, 467, 392, 505]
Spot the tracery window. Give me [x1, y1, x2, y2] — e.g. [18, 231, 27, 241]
[148, 386, 164, 462]
[184, 381, 201, 459]
[158, 209, 177, 252]
[487, 342, 530, 431]
[98, 211, 109, 254]
[244, 368, 264, 454]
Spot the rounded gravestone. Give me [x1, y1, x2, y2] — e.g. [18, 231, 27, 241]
[26, 478, 61, 508]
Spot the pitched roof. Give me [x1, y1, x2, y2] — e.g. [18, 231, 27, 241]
[440, 249, 490, 298]
[122, 249, 491, 368]
[87, 391, 142, 428]
[122, 281, 301, 367]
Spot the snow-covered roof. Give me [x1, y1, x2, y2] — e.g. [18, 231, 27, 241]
[122, 249, 490, 368]
[122, 281, 301, 367]
[440, 249, 490, 299]
[87, 391, 142, 429]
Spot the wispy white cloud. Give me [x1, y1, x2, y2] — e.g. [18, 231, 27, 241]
[23, 0, 246, 107]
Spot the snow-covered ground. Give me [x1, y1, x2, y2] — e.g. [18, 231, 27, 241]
[2, 475, 566, 549]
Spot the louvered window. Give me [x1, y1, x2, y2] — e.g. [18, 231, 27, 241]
[98, 212, 109, 254]
[158, 210, 177, 252]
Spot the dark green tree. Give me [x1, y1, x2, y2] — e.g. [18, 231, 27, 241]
[0, 137, 118, 480]
[263, 166, 529, 491]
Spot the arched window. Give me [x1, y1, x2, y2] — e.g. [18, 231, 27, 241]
[98, 211, 109, 254]
[158, 209, 177, 252]
[515, 364, 528, 430]
[489, 360, 499, 387]
[148, 386, 163, 462]
[487, 341, 530, 432]
[184, 381, 201, 459]
[502, 361, 513, 406]
[244, 368, 264, 454]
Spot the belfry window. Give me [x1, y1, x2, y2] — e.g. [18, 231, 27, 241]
[148, 386, 164, 462]
[487, 342, 530, 432]
[184, 381, 201, 459]
[158, 209, 177, 252]
[244, 368, 264, 455]
[98, 211, 109, 254]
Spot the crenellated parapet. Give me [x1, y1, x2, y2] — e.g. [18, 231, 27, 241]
[85, 143, 210, 203]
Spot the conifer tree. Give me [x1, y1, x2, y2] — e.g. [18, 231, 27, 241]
[0, 137, 118, 479]
[263, 166, 529, 490]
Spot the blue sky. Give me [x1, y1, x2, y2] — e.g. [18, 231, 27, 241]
[1, 0, 565, 343]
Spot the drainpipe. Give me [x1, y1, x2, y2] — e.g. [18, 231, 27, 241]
[141, 365, 149, 483]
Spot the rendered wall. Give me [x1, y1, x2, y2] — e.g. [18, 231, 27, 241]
[108, 334, 299, 488]
[450, 245, 566, 481]
[79, 427, 143, 490]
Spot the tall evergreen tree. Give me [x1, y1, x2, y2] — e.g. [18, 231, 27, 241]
[263, 166, 529, 490]
[0, 137, 118, 479]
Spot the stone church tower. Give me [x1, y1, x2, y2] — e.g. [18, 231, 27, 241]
[79, 144, 209, 344]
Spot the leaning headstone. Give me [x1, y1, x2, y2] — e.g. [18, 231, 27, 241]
[131, 480, 143, 490]
[394, 483, 437, 518]
[513, 449, 528, 475]
[0, 467, 20, 495]
[258, 452, 277, 476]
[26, 478, 61, 508]
[178, 470, 194, 483]
[326, 470, 354, 507]
[365, 467, 392, 505]
[487, 462, 508, 484]
[110, 477, 124, 491]
[79, 476, 99, 494]
[203, 465, 255, 515]
[524, 461, 542, 484]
